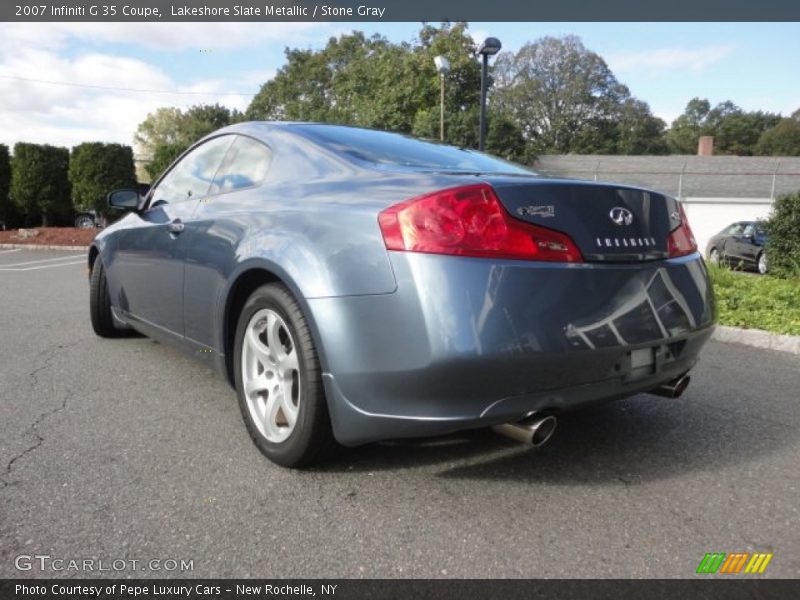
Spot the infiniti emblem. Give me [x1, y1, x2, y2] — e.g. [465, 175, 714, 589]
[609, 207, 634, 226]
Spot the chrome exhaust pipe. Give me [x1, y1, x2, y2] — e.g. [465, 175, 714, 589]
[650, 374, 691, 399]
[492, 415, 557, 448]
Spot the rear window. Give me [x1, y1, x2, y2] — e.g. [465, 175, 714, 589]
[294, 124, 533, 176]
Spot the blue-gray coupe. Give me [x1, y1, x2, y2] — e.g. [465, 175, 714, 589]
[89, 123, 715, 467]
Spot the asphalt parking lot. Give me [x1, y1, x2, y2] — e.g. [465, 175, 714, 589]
[0, 248, 798, 578]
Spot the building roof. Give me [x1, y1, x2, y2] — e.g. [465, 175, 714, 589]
[533, 155, 800, 199]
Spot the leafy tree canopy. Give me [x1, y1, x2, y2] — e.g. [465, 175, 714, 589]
[667, 98, 780, 155]
[135, 103, 243, 181]
[755, 118, 800, 156]
[491, 35, 665, 155]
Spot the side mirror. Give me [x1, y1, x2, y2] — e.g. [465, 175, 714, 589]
[107, 189, 142, 211]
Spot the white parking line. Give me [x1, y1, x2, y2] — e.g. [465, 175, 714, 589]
[0, 249, 22, 255]
[0, 260, 85, 271]
[0, 254, 85, 267]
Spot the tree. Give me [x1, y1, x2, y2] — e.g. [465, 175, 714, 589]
[412, 106, 528, 162]
[491, 35, 638, 154]
[246, 23, 529, 157]
[135, 103, 243, 181]
[0, 144, 11, 226]
[615, 99, 668, 155]
[667, 98, 780, 155]
[10, 143, 71, 226]
[69, 143, 137, 215]
[666, 97, 711, 154]
[755, 118, 800, 156]
[146, 142, 188, 181]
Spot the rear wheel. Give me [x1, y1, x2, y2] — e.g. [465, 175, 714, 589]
[233, 283, 335, 467]
[89, 258, 126, 337]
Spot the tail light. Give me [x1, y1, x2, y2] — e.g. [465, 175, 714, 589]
[666, 201, 698, 257]
[378, 184, 583, 262]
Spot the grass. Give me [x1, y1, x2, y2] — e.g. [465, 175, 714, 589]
[708, 263, 800, 336]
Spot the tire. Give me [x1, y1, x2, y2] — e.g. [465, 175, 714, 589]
[233, 283, 336, 467]
[757, 252, 768, 275]
[75, 214, 95, 229]
[708, 247, 721, 266]
[89, 258, 126, 338]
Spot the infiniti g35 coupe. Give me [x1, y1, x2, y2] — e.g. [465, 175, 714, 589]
[89, 123, 715, 467]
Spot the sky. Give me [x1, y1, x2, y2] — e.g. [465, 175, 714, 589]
[1, 21, 799, 152]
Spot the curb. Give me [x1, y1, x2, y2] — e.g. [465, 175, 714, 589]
[0, 243, 87, 251]
[712, 325, 800, 355]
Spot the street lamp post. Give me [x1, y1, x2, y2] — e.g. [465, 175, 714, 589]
[433, 55, 450, 141]
[477, 37, 501, 151]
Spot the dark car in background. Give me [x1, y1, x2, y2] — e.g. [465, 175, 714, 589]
[706, 221, 769, 274]
[88, 123, 715, 467]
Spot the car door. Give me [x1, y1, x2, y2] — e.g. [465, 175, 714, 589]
[182, 135, 274, 350]
[114, 135, 235, 336]
[739, 223, 759, 267]
[719, 222, 744, 264]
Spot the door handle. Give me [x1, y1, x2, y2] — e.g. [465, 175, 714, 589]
[168, 219, 185, 234]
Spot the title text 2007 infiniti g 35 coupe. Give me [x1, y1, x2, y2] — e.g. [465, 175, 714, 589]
[89, 123, 715, 467]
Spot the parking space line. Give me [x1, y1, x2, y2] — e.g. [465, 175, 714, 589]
[0, 254, 85, 267]
[0, 260, 86, 271]
[0, 249, 22, 255]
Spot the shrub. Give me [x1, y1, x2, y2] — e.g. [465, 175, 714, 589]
[0, 144, 11, 226]
[70, 142, 137, 215]
[763, 192, 800, 278]
[10, 143, 71, 226]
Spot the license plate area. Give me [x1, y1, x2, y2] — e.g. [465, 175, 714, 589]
[625, 347, 658, 381]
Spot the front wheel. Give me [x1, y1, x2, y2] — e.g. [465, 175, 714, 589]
[233, 283, 336, 467]
[757, 252, 768, 274]
[75, 214, 95, 229]
[89, 258, 129, 338]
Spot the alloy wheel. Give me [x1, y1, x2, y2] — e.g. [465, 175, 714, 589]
[241, 308, 301, 443]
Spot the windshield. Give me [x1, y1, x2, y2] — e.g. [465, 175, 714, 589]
[294, 124, 534, 176]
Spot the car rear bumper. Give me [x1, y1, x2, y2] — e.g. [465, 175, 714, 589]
[307, 251, 716, 446]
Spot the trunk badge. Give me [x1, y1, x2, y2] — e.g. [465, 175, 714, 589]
[609, 207, 634, 226]
[517, 205, 555, 218]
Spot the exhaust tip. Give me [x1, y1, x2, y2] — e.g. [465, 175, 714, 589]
[492, 415, 557, 448]
[649, 374, 691, 399]
[530, 415, 557, 447]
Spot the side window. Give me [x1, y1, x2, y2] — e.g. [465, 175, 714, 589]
[742, 224, 755, 238]
[210, 136, 272, 195]
[726, 223, 744, 236]
[150, 136, 234, 206]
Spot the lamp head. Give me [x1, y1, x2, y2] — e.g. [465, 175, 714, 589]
[477, 37, 502, 56]
[433, 55, 451, 74]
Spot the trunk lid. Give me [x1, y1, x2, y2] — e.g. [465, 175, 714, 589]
[489, 178, 682, 262]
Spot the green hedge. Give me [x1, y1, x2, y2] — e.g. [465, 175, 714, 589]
[763, 192, 800, 278]
[69, 142, 137, 215]
[0, 144, 10, 225]
[10, 143, 71, 226]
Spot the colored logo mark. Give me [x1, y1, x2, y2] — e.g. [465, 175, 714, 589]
[696, 552, 773, 574]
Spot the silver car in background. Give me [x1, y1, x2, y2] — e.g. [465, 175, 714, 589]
[89, 123, 715, 467]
